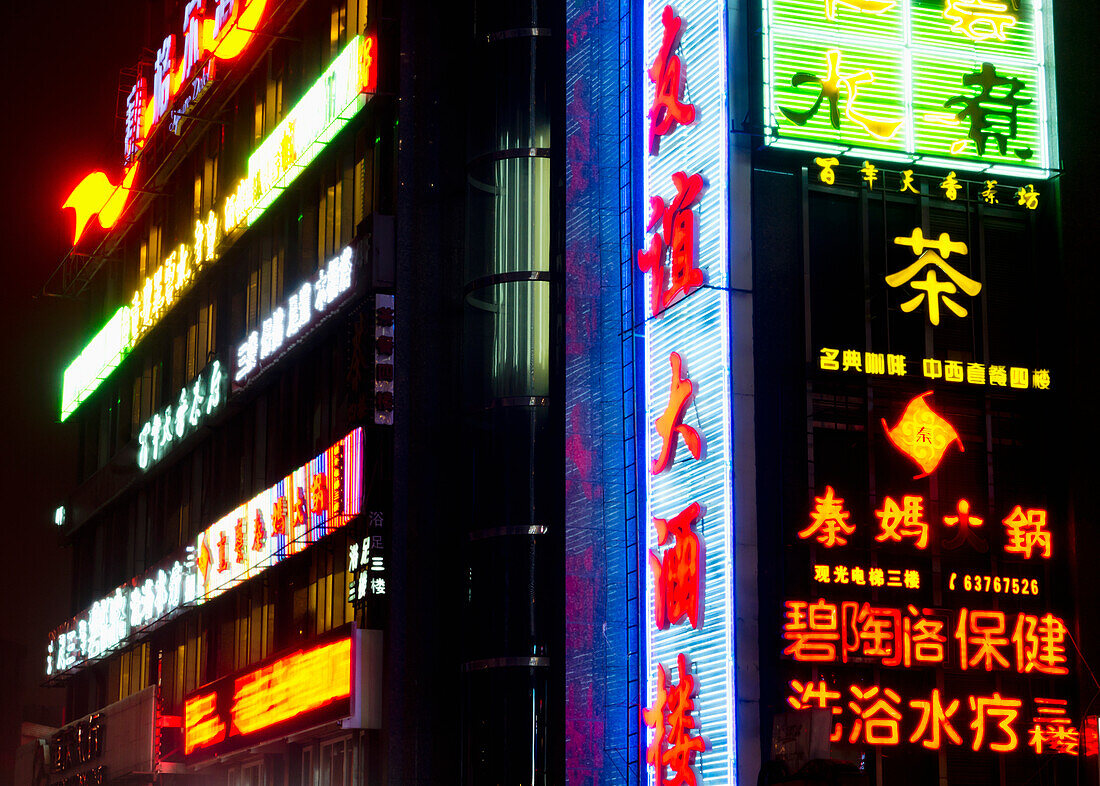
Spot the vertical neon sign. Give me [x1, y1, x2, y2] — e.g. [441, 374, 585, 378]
[641, 1, 734, 784]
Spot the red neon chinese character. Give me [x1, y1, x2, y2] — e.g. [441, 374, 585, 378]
[1029, 699, 1078, 755]
[956, 608, 1010, 671]
[271, 496, 288, 537]
[644, 654, 705, 786]
[909, 689, 963, 750]
[908, 606, 947, 666]
[969, 693, 1022, 753]
[216, 530, 229, 572]
[124, 77, 147, 164]
[310, 473, 329, 516]
[652, 352, 701, 474]
[293, 487, 308, 535]
[798, 486, 855, 548]
[874, 495, 929, 549]
[650, 502, 703, 630]
[637, 172, 706, 318]
[848, 685, 903, 745]
[252, 509, 267, 551]
[1013, 612, 1069, 675]
[647, 5, 696, 155]
[783, 599, 839, 662]
[234, 516, 247, 564]
[942, 498, 988, 551]
[881, 391, 963, 479]
[1002, 505, 1052, 559]
[787, 679, 843, 742]
[842, 602, 900, 665]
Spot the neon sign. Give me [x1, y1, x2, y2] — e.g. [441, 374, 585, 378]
[881, 391, 964, 478]
[137, 359, 226, 470]
[60, 307, 132, 422]
[640, 2, 735, 784]
[762, 0, 1056, 175]
[818, 346, 1051, 390]
[234, 247, 354, 385]
[223, 34, 377, 231]
[184, 635, 352, 758]
[58, 33, 378, 422]
[46, 429, 363, 678]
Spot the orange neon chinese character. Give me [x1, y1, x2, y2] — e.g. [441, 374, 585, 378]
[252, 508, 266, 551]
[783, 599, 840, 662]
[874, 495, 929, 549]
[842, 602, 901, 665]
[881, 391, 964, 478]
[956, 609, 1010, 671]
[1029, 699, 1079, 755]
[650, 502, 703, 630]
[788, 679, 843, 742]
[1002, 506, 1052, 559]
[271, 495, 288, 537]
[234, 516, 247, 564]
[216, 531, 229, 573]
[647, 5, 696, 155]
[1013, 613, 1069, 675]
[644, 653, 705, 786]
[909, 689, 963, 750]
[310, 473, 329, 516]
[293, 487, 307, 535]
[637, 172, 706, 317]
[969, 693, 1022, 753]
[652, 352, 702, 474]
[798, 486, 855, 547]
[848, 685, 903, 745]
[909, 606, 947, 665]
[943, 498, 987, 551]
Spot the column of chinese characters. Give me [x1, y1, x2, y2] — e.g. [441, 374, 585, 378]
[642, 6, 708, 784]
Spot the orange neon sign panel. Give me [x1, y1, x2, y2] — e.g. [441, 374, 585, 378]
[62, 163, 139, 246]
[881, 390, 963, 478]
[183, 635, 352, 758]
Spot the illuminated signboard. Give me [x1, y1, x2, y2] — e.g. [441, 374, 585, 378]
[639, 2, 735, 784]
[46, 429, 363, 678]
[184, 634, 352, 759]
[373, 294, 394, 425]
[64, 0, 271, 247]
[60, 307, 131, 422]
[192, 428, 363, 601]
[234, 246, 355, 385]
[224, 34, 377, 231]
[138, 359, 226, 470]
[762, 0, 1056, 175]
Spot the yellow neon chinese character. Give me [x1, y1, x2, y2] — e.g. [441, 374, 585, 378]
[923, 358, 943, 379]
[1017, 184, 1039, 209]
[866, 352, 885, 374]
[205, 210, 218, 261]
[903, 569, 920, 589]
[842, 349, 863, 371]
[833, 565, 850, 583]
[981, 180, 998, 204]
[1009, 367, 1029, 389]
[825, 0, 896, 20]
[1033, 369, 1051, 390]
[861, 160, 879, 188]
[814, 564, 831, 583]
[815, 156, 840, 184]
[943, 0, 1017, 43]
[851, 566, 866, 585]
[940, 171, 961, 201]
[989, 365, 1007, 386]
[899, 169, 918, 194]
[945, 360, 964, 382]
[779, 49, 903, 140]
[820, 347, 840, 370]
[886, 228, 982, 325]
[966, 363, 986, 385]
[887, 354, 906, 376]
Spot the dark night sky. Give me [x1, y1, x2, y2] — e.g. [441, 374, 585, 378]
[0, 0, 141, 745]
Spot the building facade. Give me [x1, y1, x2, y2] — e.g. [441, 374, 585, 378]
[25, 0, 1100, 785]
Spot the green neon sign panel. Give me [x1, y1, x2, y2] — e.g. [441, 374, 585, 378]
[763, 0, 1056, 176]
[60, 306, 132, 422]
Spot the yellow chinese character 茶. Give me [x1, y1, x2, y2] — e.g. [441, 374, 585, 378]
[886, 228, 982, 325]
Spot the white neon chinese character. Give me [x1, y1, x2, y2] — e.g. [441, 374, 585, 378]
[154, 569, 169, 617]
[182, 0, 204, 82]
[189, 376, 205, 427]
[153, 35, 175, 124]
[150, 413, 163, 461]
[213, 0, 237, 40]
[168, 561, 184, 608]
[315, 267, 330, 311]
[287, 283, 313, 336]
[371, 577, 386, 595]
[357, 571, 369, 600]
[337, 247, 353, 293]
[138, 421, 153, 468]
[124, 77, 146, 163]
[77, 619, 89, 658]
[175, 389, 189, 438]
[348, 543, 360, 571]
[46, 640, 53, 676]
[161, 405, 174, 451]
[259, 307, 286, 360]
[236, 331, 259, 381]
[207, 359, 223, 413]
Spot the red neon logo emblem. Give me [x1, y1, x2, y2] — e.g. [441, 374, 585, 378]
[881, 391, 963, 478]
[62, 163, 139, 245]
